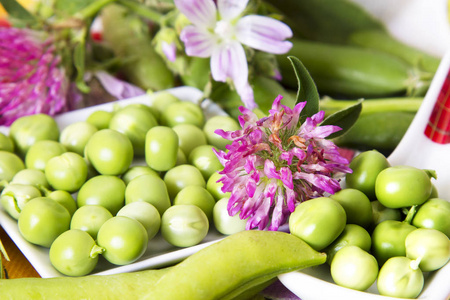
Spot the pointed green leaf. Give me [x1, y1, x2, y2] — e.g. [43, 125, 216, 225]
[73, 42, 90, 93]
[321, 99, 363, 139]
[0, 0, 37, 25]
[287, 56, 320, 121]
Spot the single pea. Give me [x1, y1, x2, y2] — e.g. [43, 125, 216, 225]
[85, 129, 134, 176]
[121, 165, 160, 185]
[9, 113, 60, 157]
[377, 256, 424, 298]
[405, 228, 450, 272]
[117, 201, 161, 240]
[10, 169, 49, 189]
[206, 171, 231, 201]
[330, 188, 372, 229]
[375, 165, 432, 209]
[149, 91, 180, 120]
[289, 197, 346, 251]
[97, 216, 148, 265]
[172, 124, 207, 157]
[370, 200, 402, 230]
[125, 174, 171, 216]
[371, 220, 416, 266]
[324, 224, 372, 265]
[160, 102, 205, 128]
[0, 151, 25, 182]
[25, 140, 66, 171]
[145, 126, 179, 172]
[109, 105, 158, 157]
[213, 197, 247, 235]
[59, 121, 98, 156]
[188, 145, 223, 180]
[49, 229, 103, 277]
[163, 164, 206, 200]
[77, 175, 126, 215]
[86, 110, 113, 130]
[203, 115, 240, 150]
[45, 152, 88, 193]
[0, 183, 42, 220]
[46, 190, 77, 217]
[330, 245, 378, 291]
[161, 204, 209, 248]
[412, 198, 450, 238]
[0, 132, 14, 152]
[345, 150, 390, 200]
[173, 185, 216, 221]
[70, 205, 113, 240]
[18, 197, 71, 247]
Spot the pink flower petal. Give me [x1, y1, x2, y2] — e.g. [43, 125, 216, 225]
[174, 0, 217, 28]
[217, 0, 249, 21]
[235, 15, 293, 54]
[210, 40, 247, 87]
[180, 26, 217, 58]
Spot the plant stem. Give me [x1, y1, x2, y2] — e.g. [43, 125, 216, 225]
[75, 0, 117, 20]
[116, 0, 163, 23]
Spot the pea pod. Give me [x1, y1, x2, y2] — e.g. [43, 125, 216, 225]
[278, 39, 430, 98]
[143, 230, 326, 299]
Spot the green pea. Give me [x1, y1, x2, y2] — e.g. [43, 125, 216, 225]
[330, 188, 372, 229]
[86, 110, 113, 130]
[163, 164, 206, 200]
[173, 123, 207, 157]
[161, 204, 209, 248]
[173, 186, 216, 221]
[213, 197, 247, 235]
[117, 201, 161, 240]
[25, 140, 66, 171]
[77, 175, 126, 215]
[412, 198, 450, 238]
[125, 174, 171, 216]
[370, 200, 402, 230]
[188, 145, 223, 180]
[49, 229, 103, 277]
[0, 132, 14, 152]
[377, 256, 424, 298]
[46, 190, 77, 217]
[160, 102, 205, 128]
[203, 115, 240, 150]
[0, 183, 42, 220]
[85, 129, 134, 176]
[145, 126, 179, 172]
[97, 216, 148, 265]
[10, 169, 49, 189]
[324, 224, 372, 265]
[109, 105, 158, 157]
[59, 121, 98, 156]
[18, 197, 71, 247]
[289, 197, 347, 251]
[45, 152, 88, 193]
[9, 113, 59, 157]
[330, 245, 378, 291]
[149, 91, 180, 120]
[70, 205, 113, 240]
[345, 150, 390, 200]
[121, 165, 160, 185]
[206, 171, 230, 201]
[0, 151, 25, 182]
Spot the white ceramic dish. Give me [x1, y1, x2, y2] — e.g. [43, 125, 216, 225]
[0, 86, 227, 278]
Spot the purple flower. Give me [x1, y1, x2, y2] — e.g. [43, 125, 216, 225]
[214, 95, 352, 231]
[0, 28, 79, 125]
[174, 0, 293, 110]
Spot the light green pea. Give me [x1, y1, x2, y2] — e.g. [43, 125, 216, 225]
[10, 169, 49, 189]
[206, 171, 230, 201]
[173, 186, 216, 221]
[163, 164, 206, 200]
[213, 198, 247, 235]
[121, 166, 160, 185]
[59, 121, 98, 156]
[172, 124, 207, 157]
[160, 102, 205, 128]
[0, 151, 25, 182]
[45, 152, 88, 193]
[0, 132, 14, 152]
[0, 183, 42, 220]
[86, 110, 113, 130]
[70, 205, 113, 240]
[145, 126, 179, 172]
[25, 140, 66, 171]
[188, 145, 223, 180]
[117, 202, 161, 240]
[203, 115, 240, 150]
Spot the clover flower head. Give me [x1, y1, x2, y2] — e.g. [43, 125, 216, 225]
[174, 0, 293, 110]
[0, 27, 77, 125]
[214, 95, 352, 231]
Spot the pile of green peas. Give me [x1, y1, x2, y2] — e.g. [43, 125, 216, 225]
[289, 150, 450, 298]
[0, 91, 249, 277]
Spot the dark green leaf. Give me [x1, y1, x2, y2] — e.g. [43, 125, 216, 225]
[321, 99, 363, 139]
[287, 56, 320, 121]
[0, 0, 37, 25]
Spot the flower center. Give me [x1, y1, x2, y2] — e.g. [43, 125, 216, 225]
[214, 20, 235, 42]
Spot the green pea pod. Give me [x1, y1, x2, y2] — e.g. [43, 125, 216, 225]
[278, 39, 430, 98]
[0, 268, 171, 299]
[142, 230, 326, 299]
[100, 4, 174, 91]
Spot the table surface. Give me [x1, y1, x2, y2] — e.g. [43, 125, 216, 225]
[0, 226, 40, 279]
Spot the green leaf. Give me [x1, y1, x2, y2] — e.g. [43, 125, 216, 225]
[73, 42, 90, 93]
[0, 0, 37, 26]
[287, 56, 320, 121]
[321, 99, 363, 139]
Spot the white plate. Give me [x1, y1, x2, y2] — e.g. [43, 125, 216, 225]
[0, 86, 227, 278]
